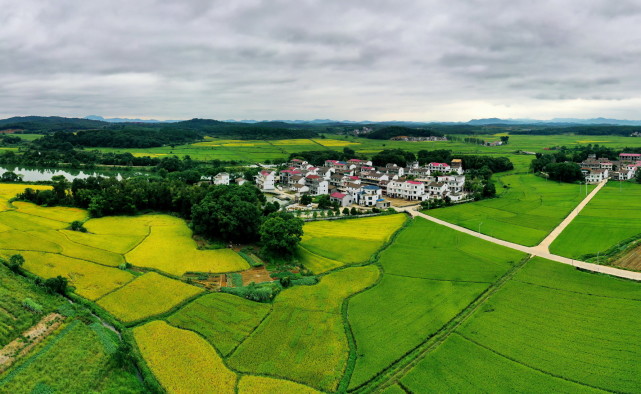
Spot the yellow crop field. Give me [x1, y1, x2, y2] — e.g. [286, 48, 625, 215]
[61, 229, 144, 254]
[133, 321, 236, 394]
[0, 184, 50, 211]
[83, 215, 153, 236]
[28, 230, 124, 266]
[125, 215, 249, 276]
[7, 250, 133, 300]
[238, 376, 320, 393]
[311, 139, 359, 147]
[271, 139, 317, 145]
[300, 214, 406, 269]
[0, 211, 68, 230]
[0, 230, 60, 252]
[296, 246, 343, 274]
[97, 272, 202, 322]
[132, 152, 167, 157]
[13, 201, 87, 223]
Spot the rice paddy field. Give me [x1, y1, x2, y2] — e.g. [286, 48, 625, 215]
[347, 218, 527, 389]
[237, 376, 320, 393]
[228, 266, 380, 392]
[166, 292, 271, 356]
[124, 214, 249, 276]
[298, 214, 406, 273]
[94, 133, 641, 163]
[0, 265, 64, 347]
[427, 173, 595, 246]
[550, 182, 641, 259]
[0, 320, 143, 393]
[133, 320, 236, 394]
[97, 272, 202, 323]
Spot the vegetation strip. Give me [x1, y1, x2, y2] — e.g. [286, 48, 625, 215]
[356, 255, 532, 393]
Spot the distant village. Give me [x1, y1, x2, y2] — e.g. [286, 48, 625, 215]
[580, 153, 641, 183]
[254, 158, 467, 210]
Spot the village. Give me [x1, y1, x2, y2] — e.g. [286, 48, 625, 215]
[253, 157, 468, 211]
[580, 153, 641, 183]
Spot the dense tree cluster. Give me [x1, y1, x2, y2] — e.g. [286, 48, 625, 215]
[17, 176, 304, 255]
[366, 126, 445, 140]
[34, 127, 203, 148]
[530, 153, 584, 182]
[288, 147, 360, 166]
[371, 149, 416, 166]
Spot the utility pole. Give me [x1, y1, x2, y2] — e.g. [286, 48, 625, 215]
[478, 222, 483, 234]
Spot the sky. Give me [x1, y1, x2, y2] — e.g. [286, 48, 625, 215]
[2, 0, 641, 122]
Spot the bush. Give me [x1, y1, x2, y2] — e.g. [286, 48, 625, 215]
[70, 221, 87, 232]
[220, 282, 281, 303]
[229, 273, 244, 287]
[291, 276, 319, 286]
[22, 298, 43, 313]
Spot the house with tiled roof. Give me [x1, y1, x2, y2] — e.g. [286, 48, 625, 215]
[255, 170, 276, 191]
[330, 192, 353, 207]
[386, 180, 426, 201]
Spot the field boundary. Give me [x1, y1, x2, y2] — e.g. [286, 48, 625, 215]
[353, 255, 532, 393]
[455, 332, 611, 393]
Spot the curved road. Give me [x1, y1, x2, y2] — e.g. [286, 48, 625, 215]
[399, 180, 641, 281]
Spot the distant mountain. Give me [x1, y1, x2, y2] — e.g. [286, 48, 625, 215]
[85, 115, 181, 123]
[466, 117, 641, 126]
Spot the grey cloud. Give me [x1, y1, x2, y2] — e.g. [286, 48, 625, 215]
[1, 0, 641, 120]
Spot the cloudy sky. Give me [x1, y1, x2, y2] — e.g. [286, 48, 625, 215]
[2, 0, 641, 121]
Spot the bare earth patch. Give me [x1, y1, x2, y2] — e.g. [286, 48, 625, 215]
[615, 243, 641, 270]
[0, 313, 64, 373]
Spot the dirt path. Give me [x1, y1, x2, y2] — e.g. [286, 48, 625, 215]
[0, 313, 64, 373]
[401, 205, 641, 282]
[532, 179, 608, 254]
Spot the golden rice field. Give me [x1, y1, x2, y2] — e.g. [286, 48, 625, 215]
[299, 214, 406, 272]
[0, 210, 68, 231]
[13, 201, 87, 222]
[0, 184, 50, 211]
[4, 250, 134, 300]
[133, 320, 236, 394]
[237, 376, 320, 394]
[310, 138, 359, 147]
[97, 272, 202, 323]
[125, 215, 249, 276]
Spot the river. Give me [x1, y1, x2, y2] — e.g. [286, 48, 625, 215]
[0, 166, 144, 182]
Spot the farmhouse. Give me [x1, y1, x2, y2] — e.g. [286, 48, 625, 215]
[255, 170, 276, 191]
[330, 192, 353, 207]
[213, 172, 230, 185]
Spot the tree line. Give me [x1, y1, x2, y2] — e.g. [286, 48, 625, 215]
[17, 177, 304, 259]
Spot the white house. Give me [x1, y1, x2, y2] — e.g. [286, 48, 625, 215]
[427, 162, 451, 173]
[330, 192, 353, 207]
[357, 185, 383, 206]
[213, 172, 230, 185]
[386, 180, 426, 201]
[582, 168, 608, 184]
[255, 170, 275, 191]
[306, 175, 329, 195]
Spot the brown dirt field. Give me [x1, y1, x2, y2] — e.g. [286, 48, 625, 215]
[615, 245, 641, 270]
[240, 266, 274, 286]
[0, 313, 64, 373]
[184, 273, 225, 290]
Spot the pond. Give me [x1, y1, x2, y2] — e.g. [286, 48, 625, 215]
[0, 166, 144, 182]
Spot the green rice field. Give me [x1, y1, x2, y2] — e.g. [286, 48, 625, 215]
[428, 173, 595, 246]
[550, 182, 641, 259]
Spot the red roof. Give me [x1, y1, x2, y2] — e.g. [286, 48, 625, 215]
[331, 192, 347, 199]
[259, 170, 272, 176]
[348, 159, 362, 162]
[429, 162, 450, 167]
[362, 166, 374, 170]
[406, 180, 423, 185]
[621, 153, 641, 157]
[292, 159, 302, 162]
[349, 176, 359, 180]
[306, 175, 321, 179]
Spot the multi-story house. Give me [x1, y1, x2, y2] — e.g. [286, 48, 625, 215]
[255, 170, 276, 191]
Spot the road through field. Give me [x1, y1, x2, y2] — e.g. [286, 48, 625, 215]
[401, 197, 641, 281]
[532, 179, 608, 254]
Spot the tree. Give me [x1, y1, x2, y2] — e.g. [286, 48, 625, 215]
[0, 171, 22, 182]
[317, 194, 331, 209]
[259, 211, 304, 258]
[636, 170, 641, 184]
[44, 276, 68, 294]
[482, 180, 496, 197]
[342, 207, 350, 215]
[191, 184, 264, 242]
[350, 207, 358, 215]
[500, 136, 510, 144]
[7, 254, 24, 273]
[300, 194, 312, 205]
[545, 162, 584, 183]
[70, 221, 87, 232]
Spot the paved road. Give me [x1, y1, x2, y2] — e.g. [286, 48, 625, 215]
[398, 191, 641, 281]
[532, 179, 608, 254]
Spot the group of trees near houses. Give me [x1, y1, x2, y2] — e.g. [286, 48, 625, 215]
[17, 176, 304, 259]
